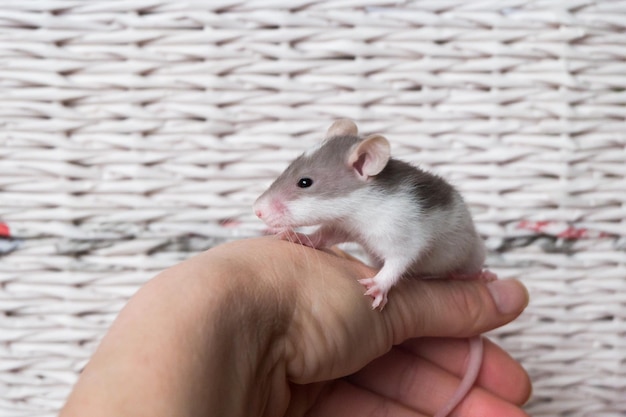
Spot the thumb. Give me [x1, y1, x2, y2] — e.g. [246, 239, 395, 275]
[383, 277, 529, 344]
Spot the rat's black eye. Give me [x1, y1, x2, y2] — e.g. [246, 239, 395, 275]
[297, 177, 313, 188]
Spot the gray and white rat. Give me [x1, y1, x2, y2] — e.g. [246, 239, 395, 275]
[253, 119, 495, 417]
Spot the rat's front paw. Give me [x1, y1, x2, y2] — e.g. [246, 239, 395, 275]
[276, 230, 317, 248]
[358, 278, 389, 310]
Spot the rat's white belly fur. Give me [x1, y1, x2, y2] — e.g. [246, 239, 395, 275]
[287, 187, 484, 277]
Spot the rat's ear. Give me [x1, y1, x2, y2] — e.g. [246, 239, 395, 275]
[347, 134, 390, 179]
[326, 119, 358, 138]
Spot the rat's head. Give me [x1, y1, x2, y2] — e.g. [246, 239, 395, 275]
[253, 119, 391, 228]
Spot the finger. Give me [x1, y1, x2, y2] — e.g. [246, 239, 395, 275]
[305, 380, 425, 417]
[383, 278, 529, 344]
[347, 347, 530, 417]
[401, 337, 532, 405]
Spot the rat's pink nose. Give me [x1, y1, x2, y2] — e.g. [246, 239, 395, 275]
[253, 197, 287, 226]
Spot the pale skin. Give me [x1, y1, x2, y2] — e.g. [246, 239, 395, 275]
[60, 237, 531, 417]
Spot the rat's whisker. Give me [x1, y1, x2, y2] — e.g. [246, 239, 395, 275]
[285, 228, 295, 244]
[287, 228, 321, 270]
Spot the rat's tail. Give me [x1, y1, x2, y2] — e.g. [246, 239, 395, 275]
[434, 335, 484, 417]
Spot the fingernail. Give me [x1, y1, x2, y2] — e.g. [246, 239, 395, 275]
[487, 279, 529, 315]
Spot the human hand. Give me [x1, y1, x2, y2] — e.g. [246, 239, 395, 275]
[61, 237, 530, 417]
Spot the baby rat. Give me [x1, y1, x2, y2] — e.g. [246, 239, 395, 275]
[254, 119, 493, 417]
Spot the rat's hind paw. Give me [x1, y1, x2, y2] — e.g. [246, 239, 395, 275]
[358, 278, 389, 310]
[479, 269, 498, 281]
[450, 269, 498, 282]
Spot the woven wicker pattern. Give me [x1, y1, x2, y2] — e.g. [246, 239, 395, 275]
[1, 1, 625, 416]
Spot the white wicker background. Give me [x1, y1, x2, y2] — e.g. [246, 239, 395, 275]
[1, 1, 625, 416]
